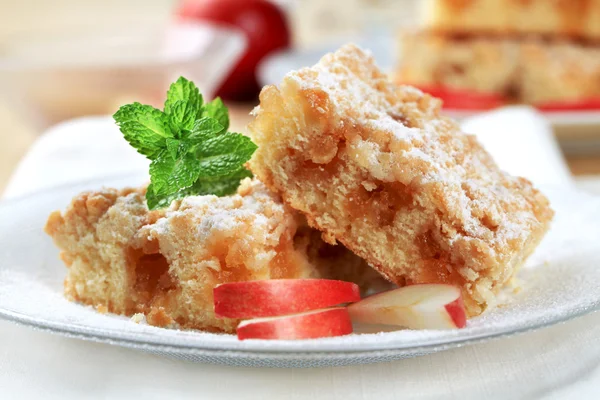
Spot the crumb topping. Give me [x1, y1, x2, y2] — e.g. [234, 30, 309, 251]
[249, 43, 553, 315]
[45, 177, 382, 332]
[285, 44, 547, 250]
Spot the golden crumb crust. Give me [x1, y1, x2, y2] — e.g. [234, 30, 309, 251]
[45, 178, 386, 333]
[397, 31, 600, 104]
[248, 44, 553, 316]
[421, 0, 600, 41]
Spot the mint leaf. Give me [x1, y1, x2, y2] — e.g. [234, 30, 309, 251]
[186, 118, 256, 177]
[164, 77, 203, 121]
[165, 138, 180, 160]
[149, 150, 201, 196]
[167, 100, 198, 133]
[146, 168, 253, 210]
[200, 97, 229, 133]
[113, 103, 172, 159]
[186, 117, 224, 143]
[115, 76, 258, 210]
[146, 184, 175, 210]
[196, 132, 257, 177]
[194, 167, 253, 196]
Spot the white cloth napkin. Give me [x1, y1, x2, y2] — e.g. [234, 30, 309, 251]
[461, 106, 573, 187]
[1, 108, 599, 400]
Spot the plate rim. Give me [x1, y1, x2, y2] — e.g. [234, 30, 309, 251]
[2, 306, 598, 357]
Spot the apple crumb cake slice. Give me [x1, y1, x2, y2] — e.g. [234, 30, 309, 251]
[248, 44, 553, 316]
[45, 178, 385, 332]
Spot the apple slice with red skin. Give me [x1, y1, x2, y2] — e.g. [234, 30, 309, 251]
[536, 98, 600, 111]
[177, 0, 290, 101]
[347, 284, 467, 330]
[214, 279, 361, 319]
[237, 307, 353, 340]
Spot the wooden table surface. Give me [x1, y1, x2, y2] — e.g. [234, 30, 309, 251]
[1, 100, 599, 194]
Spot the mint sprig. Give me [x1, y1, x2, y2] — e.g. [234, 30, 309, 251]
[113, 77, 257, 210]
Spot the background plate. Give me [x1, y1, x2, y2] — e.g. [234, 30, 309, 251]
[0, 174, 599, 367]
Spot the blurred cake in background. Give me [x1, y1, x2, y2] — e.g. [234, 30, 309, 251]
[396, 0, 600, 110]
[422, 0, 600, 39]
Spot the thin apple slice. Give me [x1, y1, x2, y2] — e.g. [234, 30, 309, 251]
[214, 279, 360, 319]
[237, 307, 353, 340]
[347, 284, 467, 330]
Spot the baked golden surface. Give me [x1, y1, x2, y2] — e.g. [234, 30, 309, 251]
[45, 178, 384, 333]
[397, 32, 600, 104]
[422, 0, 600, 41]
[248, 44, 553, 316]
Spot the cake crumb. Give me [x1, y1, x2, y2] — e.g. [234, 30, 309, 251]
[131, 313, 145, 324]
[147, 307, 175, 328]
[96, 304, 108, 314]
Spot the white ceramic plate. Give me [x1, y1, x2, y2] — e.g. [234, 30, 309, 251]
[0, 174, 599, 368]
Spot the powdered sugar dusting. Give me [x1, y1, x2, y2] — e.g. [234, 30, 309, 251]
[282, 43, 550, 252]
[0, 186, 598, 364]
[142, 178, 291, 254]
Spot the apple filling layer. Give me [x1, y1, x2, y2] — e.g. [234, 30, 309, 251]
[45, 179, 385, 333]
[249, 44, 553, 317]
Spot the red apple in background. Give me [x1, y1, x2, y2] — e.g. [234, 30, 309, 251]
[178, 0, 290, 101]
[214, 279, 361, 319]
[347, 284, 467, 330]
[237, 308, 353, 340]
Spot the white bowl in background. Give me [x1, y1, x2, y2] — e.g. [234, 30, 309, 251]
[0, 21, 246, 128]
